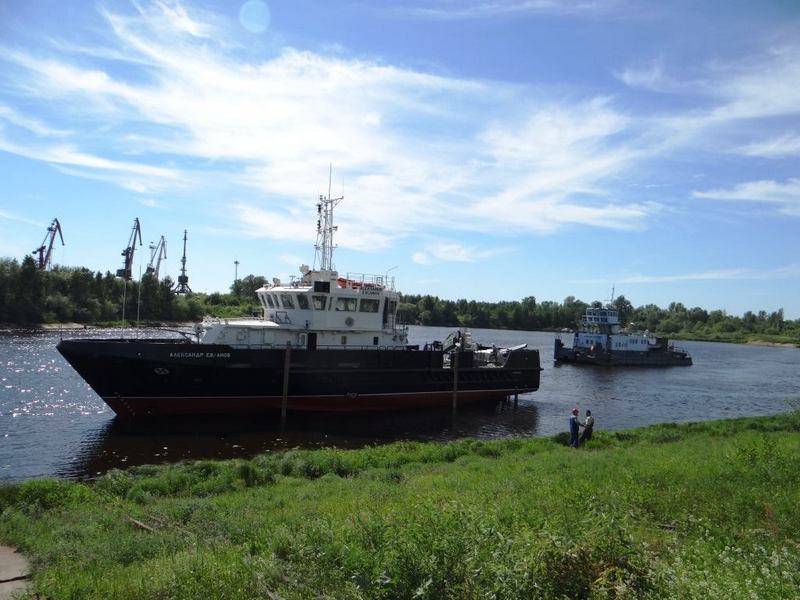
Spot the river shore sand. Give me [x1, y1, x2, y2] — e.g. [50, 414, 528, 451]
[746, 340, 798, 348]
[1, 413, 798, 598]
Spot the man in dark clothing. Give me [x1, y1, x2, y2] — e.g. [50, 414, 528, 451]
[580, 409, 595, 444]
[569, 408, 580, 447]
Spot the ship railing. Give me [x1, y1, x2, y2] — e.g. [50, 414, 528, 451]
[202, 316, 265, 325]
[226, 343, 416, 351]
[342, 272, 395, 291]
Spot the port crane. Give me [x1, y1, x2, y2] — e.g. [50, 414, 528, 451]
[116, 218, 142, 281]
[145, 236, 167, 280]
[173, 229, 192, 294]
[32, 218, 64, 270]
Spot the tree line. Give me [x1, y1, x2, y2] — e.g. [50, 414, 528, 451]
[0, 256, 259, 325]
[397, 294, 800, 344]
[1, 256, 798, 344]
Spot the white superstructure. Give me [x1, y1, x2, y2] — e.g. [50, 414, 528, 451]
[200, 189, 408, 350]
[570, 308, 657, 353]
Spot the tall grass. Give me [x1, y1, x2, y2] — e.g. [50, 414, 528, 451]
[2, 413, 799, 599]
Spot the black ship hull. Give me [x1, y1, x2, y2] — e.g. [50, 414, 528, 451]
[58, 339, 541, 419]
[554, 338, 692, 367]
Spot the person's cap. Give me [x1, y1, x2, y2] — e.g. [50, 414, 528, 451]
[571, 408, 579, 415]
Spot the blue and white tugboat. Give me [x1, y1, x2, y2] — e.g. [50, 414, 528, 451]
[57, 188, 541, 419]
[554, 307, 691, 367]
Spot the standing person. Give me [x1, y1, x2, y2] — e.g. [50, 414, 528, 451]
[569, 408, 581, 447]
[580, 410, 595, 444]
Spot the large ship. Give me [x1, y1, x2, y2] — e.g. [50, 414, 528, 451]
[554, 307, 691, 367]
[58, 190, 541, 419]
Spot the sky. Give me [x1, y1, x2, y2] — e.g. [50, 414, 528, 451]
[0, 0, 799, 317]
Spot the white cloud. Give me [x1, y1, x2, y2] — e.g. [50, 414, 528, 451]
[413, 241, 512, 264]
[738, 133, 800, 158]
[0, 1, 653, 246]
[615, 62, 668, 92]
[0, 105, 72, 137]
[692, 178, 800, 216]
[468, 98, 655, 232]
[574, 264, 800, 284]
[412, 251, 432, 265]
[618, 46, 800, 123]
[0, 209, 44, 228]
[0, 131, 184, 193]
[614, 45, 800, 176]
[386, 0, 623, 20]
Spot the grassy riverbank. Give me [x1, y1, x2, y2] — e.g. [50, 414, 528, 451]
[2, 414, 800, 599]
[668, 330, 800, 347]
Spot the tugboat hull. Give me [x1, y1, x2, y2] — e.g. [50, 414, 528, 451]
[554, 338, 691, 367]
[58, 339, 541, 419]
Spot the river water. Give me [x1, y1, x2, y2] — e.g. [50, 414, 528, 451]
[1, 326, 798, 481]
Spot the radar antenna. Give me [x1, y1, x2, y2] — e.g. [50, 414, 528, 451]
[32, 218, 64, 270]
[145, 236, 167, 280]
[173, 230, 192, 294]
[314, 164, 343, 271]
[116, 218, 142, 281]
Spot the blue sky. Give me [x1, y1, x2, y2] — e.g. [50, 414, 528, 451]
[0, 0, 799, 316]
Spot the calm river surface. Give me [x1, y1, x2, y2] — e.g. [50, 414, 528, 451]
[1, 326, 798, 481]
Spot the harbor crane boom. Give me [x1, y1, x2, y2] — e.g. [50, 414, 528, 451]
[173, 229, 192, 294]
[116, 218, 142, 281]
[32, 218, 64, 270]
[145, 236, 167, 280]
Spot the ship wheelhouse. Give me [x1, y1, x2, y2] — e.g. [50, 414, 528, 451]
[567, 307, 657, 353]
[198, 187, 408, 350]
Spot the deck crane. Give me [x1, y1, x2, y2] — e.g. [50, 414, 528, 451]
[32, 218, 64, 270]
[145, 236, 167, 280]
[116, 218, 142, 281]
[173, 229, 192, 294]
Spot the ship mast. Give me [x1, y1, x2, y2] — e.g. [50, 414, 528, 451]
[314, 164, 343, 271]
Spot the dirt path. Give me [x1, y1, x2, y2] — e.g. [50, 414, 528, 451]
[0, 546, 30, 600]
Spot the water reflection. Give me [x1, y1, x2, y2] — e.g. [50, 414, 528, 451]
[2, 326, 798, 481]
[62, 400, 538, 478]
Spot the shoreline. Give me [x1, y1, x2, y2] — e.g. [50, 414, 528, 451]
[2, 321, 796, 348]
[744, 339, 798, 348]
[1, 412, 798, 598]
[0, 321, 196, 333]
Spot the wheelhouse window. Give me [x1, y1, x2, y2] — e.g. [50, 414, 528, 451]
[280, 293, 295, 309]
[265, 295, 275, 308]
[297, 294, 310, 310]
[335, 297, 357, 311]
[359, 298, 380, 313]
[312, 295, 326, 310]
[341, 335, 347, 345]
